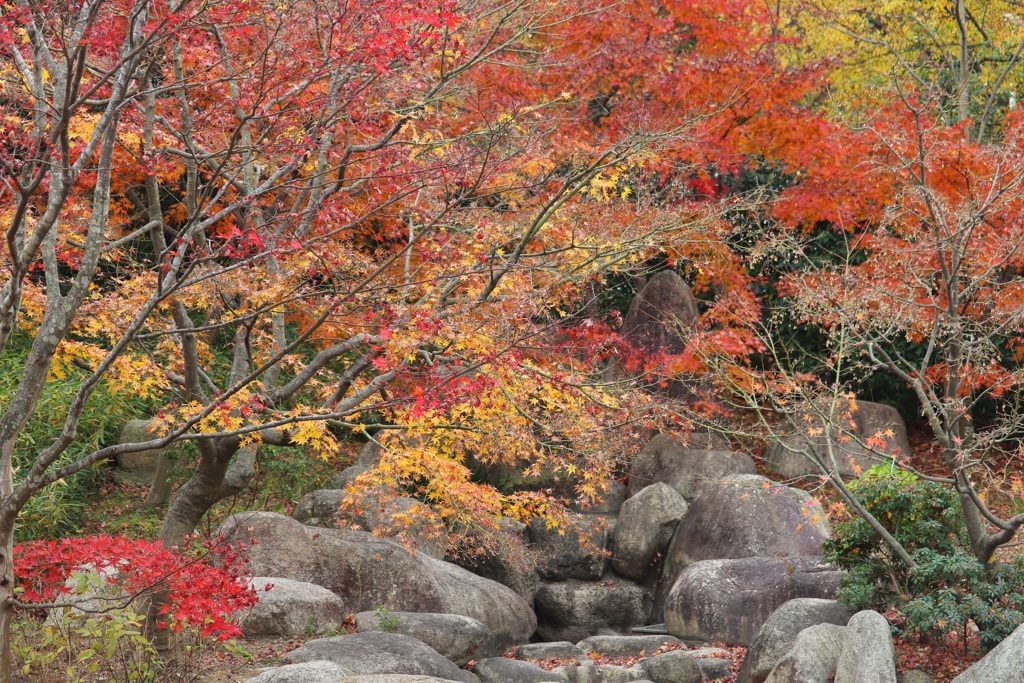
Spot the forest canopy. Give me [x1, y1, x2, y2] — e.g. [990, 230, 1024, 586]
[3, 0, 1024, 678]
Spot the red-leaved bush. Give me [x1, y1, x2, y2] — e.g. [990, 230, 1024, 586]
[13, 535, 258, 640]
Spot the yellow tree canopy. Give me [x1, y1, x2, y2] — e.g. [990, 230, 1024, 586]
[782, 0, 1024, 135]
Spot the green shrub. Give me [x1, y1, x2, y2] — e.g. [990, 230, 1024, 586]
[824, 466, 1024, 648]
[373, 605, 400, 633]
[824, 466, 964, 608]
[902, 549, 1024, 650]
[13, 573, 158, 682]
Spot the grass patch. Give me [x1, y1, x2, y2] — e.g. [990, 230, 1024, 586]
[0, 333, 157, 543]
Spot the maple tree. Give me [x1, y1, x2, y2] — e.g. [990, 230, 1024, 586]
[0, 0, 830, 673]
[13, 535, 256, 640]
[684, 1, 1024, 572]
[9, 0, 1022, 673]
[776, 101, 1024, 565]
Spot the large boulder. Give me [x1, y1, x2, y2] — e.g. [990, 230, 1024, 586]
[626, 434, 754, 500]
[952, 620, 1024, 682]
[834, 610, 896, 683]
[355, 611, 488, 666]
[572, 480, 628, 515]
[664, 557, 844, 646]
[739, 598, 851, 683]
[609, 271, 703, 399]
[534, 577, 651, 643]
[239, 577, 346, 637]
[556, 662, 646, 683]
[448, 518, 540, 605]
[244, 661, 351, 683]
[451, 551, 540, 607]
[612, 483, 687, 581]
[764, 623, 846, 683]
[474, 658, 568, 683]
[656, 474, 830, 613]
[333, 465, 370, 490]
[44, 564, 125, 623]
[897, 673, 933, 683]
[115, 419, 166, 473]
[463, 451, 572, 497]
[528, 514, 609, 582]
[620, 271, 700, 356]
[766, 400, 910, 479]
[677, 429, 732, 451]
[328, 678, 468, 683]
[687, 650, 735, 680]
[292, 490, 444, 557]
[516, 642, 584, 661]
[636, 650, 703, 683]
[576, 635, 682, 658]
[219, 512, 535, 655]
[287, 632, 473, 683]
[320, 678, 466, 683]
[292, 489, 347, 527]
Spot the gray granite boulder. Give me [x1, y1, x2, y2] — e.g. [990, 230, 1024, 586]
[636, 650, 703, 683]
[687, 649, 735, 680]
[220, 512, 536, 656]
[626, 434, 755, 500]
[355, 611, 488, 666]
[664, 557, 844, 646]
[244, 661, 351, 683]
[620, 271, 700, 357]
[766, 399, 909, 479]
[559, 663, 646, 683]
[115, 419, 166, 473]
[291, 488, 347, 527]
[764, 623, 846, 683]
[571, 480, 627, 515]
[449, 518, 540, 605]
[287, 632, 473, 683]
[740, 598, 851, 683]
[473, 658, 568, 683]
[834, 610, 896, 683]
[334, 464, 371, 489]
[528, 514, 609, 582]
[323, 677, 472, 683]
[656, 475, 830, 616]
[576, 635, 682, 658]
[534, 577, 650, 643]
[44, 564, 125, 623]
[292, 490, 444, 558]
[611, 484, 687, 581]
[239, 577, 346, 637]
[952, 620, 1024, 682]
[516, 642, 584, 661]
[609, 271, 705, 399]
[898, 672, 934, 683]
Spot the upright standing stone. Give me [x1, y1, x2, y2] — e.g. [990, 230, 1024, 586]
[834, 611, 897, 683]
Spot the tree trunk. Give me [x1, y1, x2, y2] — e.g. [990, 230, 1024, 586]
[144, 453, 175, 508]
[158, 441, 255, 548]
[947, 466, 992, 563]
[0, 519, 13, 683]
[0, 428, 20, 682]
[956, 0, 970, 126]
[148, 442, 242, 652]
[159, 452, 231, 548]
